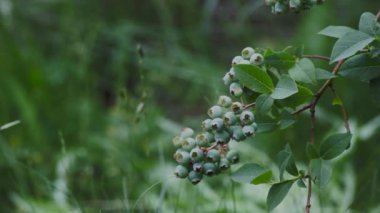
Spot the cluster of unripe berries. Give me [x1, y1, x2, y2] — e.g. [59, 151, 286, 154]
[265, 0, 325, 14]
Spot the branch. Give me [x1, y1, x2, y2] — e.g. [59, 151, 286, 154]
[243, 102, 255, 110]
[303, 55, 330, 61]
[306, 177, 312, 213]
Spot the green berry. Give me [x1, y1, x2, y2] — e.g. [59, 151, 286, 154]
[223, 111, 237, 126]
[240, 110, 255, 125]
[223, 72, 232, 86]
[251, 122, 258, 131]
[231, 102, 243, 114]
[172, 136, 184, 147]
[242, 125, 255, 137]
[211, 118, 224, 131]
[208, 105, 223, 118]
[231, 126, 246, 141]
[228, 68, 236, 79]
[219, 158, 230, 170]
[207, 149, 221, 162]
[289, 0, 301, 11]
[229, 82, 243, 97]
[214, 131, 230, 144]
[195, 132, 213, 146]
[241, 47, 255, 59]
[188, 170, 202, 185]
[218, 95, 232, 107]
[201, 119, 212, 131]
[174, 150, 191, 165]
[180, 127, 194, 138]
[203, 162, 217, 176]
[182, 138, 196, 151]
[190, 147, 205, 162]
[193, 163, 203, 173]
[274, 2, 287, 14]
[174, 165, 189, 178]
[232, 56, 244, 65]
[249, 53, 264, 65]
[226, 150, 240, 164]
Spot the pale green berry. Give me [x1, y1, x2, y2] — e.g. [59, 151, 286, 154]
[231, 102, 243, 114]
[289, 0, 301, 11]
[201, 119, 212, 131]
[232, 56, 244, 65]
[214, 131, 230, 144]
[207, 149, 221, 162]
[208, 105, 223, 118]
[211, 118, 224, 131]
[190, 147, 205, 162]
[229, 82, 243, 97]
[180, 127, 194, 138]
[203, 162, 217, 176]
[223, 111, 237, 126]
[172, 136, 184, 147]
[219, 158, 230, 170]
[174, 150, 190, 165]
[188, 170, 202, 185]
[193, 163, 203, 173]
[174, 165, 189, 178]
[228, 68, 236, 79]
[274, 2, 287, 14]
[226, 150, 240, 164]
[231, 126, 246, 141]
[195, 132, 213, 146]
[251, 122, 258, 131]
[242, 125, 255, 137]
[223, 72, 232, 86]
[240, 110, 255, 125]
[218, 95, 232, 107]
[250, 53, 264, 65]
[241, 47, 255, 59]
[182, 138, 196, 151]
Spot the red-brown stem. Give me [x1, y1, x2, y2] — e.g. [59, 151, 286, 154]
[303, 55, 330, 61]
[243, 102, 255, 110]
[306, 177, 312, 213]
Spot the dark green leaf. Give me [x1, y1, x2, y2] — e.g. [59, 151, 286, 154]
[279, 110, 296, 130]
[251, 170, 273, 185]
[359, 12, 379, 36]
[235, 64, 274, 93]
[339, 53, 380, 82]
[296, 179, 306, 188]
[315, 68, 337, 80]
[266, 180, 294, 211]
[256, 122, 278, 133]
[265, 51, 297, 70]
[231, 163, 271, 184]
[255, 94, 274, 114]
[276, 144, 298, 180]
[271, 75, 298, 100]
[370, 77, 380, 105]
[306, 143, 320, 159]
[281, 85, 313, 109]
[310, 158, 332, 188]
[318, 26, 357, 38]
[288, 58, 317, 84]
[320, 133, 352, 160]
[330, 31, 375, 63]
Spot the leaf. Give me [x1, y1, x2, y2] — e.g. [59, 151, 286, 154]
[318, 26, 357, 38]
[231, 163, 271, 184]
[266, 180, 294, 211]
[276, 144, 298, 180]
[255, 94, 274, 114]
[251, 170, 273, 185]
[330, 31, 375, 63]
[310, 158, 332, 188]
[270, 75, 298, 100]
[332, 96, 343, 106]
[256, 122, 278, 133]
[234, 64, 274, 94]
[281, 85, 313, 109]
[288, 58, 317, 84]
[265, 51, 297, 70]
[320, 133, 352, 160]
[339, 53, 380, 82]
[296, 179, 307, 188]
[370, 77, 380, 105]
[315, 68, 337, 80]
[359, 12, 379, 36]
[306, 143, 320, 159]
[0, 120, 21, 131]
[279, 110, 296, 130]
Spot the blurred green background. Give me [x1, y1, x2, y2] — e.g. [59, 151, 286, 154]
[0, 0, 379, 212]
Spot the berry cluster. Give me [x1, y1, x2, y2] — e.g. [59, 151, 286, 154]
[173, 47, 261, 185]
[265, 0, 325, 14]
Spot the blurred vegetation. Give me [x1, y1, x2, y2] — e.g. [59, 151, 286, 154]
[0, 0, 379, 212]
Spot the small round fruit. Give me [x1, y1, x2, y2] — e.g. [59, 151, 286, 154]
[223, 72, 233, 86]
[211, 118, 224, 131]
[193, 163, 203, 173]
[242, 125, 255, 137]
[182, 138, 196, 151]
[174, 165, 189, 178]
[218, 95, 232, 107]
[207, 149, 221, 162]
[172, 136, 184, 147]
[190, 147, 205, 162]
[232, 56, 244, 65]
[180, 127, 194, 138]
[231, 126, 246, 141]
[289, 0, 301, 11]
[223, 111, 237, 126]
[201, 119, 212, 131]
[174, 150, 191, 165]
[231, 102, 243, 114]
[274, 2, 287, 14]
[240, 110, 255, 125]
[219, 158, 230, 170]
[195, 132, 213, 146]
[188, 170, 203, 185]
[241, 47, 255, 59]
[226, 150, 240, 164]
[249, 53, 264, 65]
[208, 105, 223, 118]
[214, 131, 230, 144]
[229, 82, 243, 97]
[203, 162, 217, 176]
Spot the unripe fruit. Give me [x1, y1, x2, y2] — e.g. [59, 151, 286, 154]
[172, 136, 184, 147]
[231, 102, 243, 114]
[188, 170, 203, 185]
[218, 95, 232, 107]
[251, 122, 258, 131]
[180, 127, 194, 138]
[174, 165, 189, 178]
[195, 132, 213, 146]
[242, 125, 255, 137]
[182, 138, 196, 151]
[214, 131, 230, 144]
[237, 59, 250, 65]
[228, 68, 236, 79]
[223, 111, 237, 126]
[231, 126, 246, 141]
[193, 163, 203, 173]
[219, 158, 230, 170]
[289, 0, 301, 11]
[211, 118, 224, 131]
[241, 47, 255, 59]
[249, 53, 264, 65]
[190, 147, 204, 162]
[208, 105, 223, 118]
[232, 56, 244, 65]
[174, 150, 191, 165]
[203, 162, 217, 176]
[229, 82, 243, 97]
[223, 72, 232, 86]
[207, 149, 221, 162]
[201, 119, 212, 131]
[226, 150, 240, 164]
[240, 110, 255, 125]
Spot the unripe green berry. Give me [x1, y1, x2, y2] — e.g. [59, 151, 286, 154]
[242, 125, 255, 137]
[231, 126, 246, 141]
[180, 127, 194, 138]
[240, 110, 255, 125]
[289, 0, 301, 11]
[229, 82, 243, 97]
[251, 122, 258, 131]
[174, 165, 189, 178]
[195, 132, 213, 146]
[172, 136, 184, 147]
[201, 119, 212, 131]
[274, 2, 287, 14]
[219, 158, 230, 170]
[207, 149, 221, 162]
[231, 102, 243, 114]
[228, 68, 236, 79]
[241, 47, 255, 59]
[223, 111, 237, 126]
[249, 53, 264, 65]
[218, 95, 232, 107]
[208, 105, 223, 118]
[226, 150, 240, 164]
[223, 72, 232, 86]
[182, 138, 196, 151]
[188, 170, 202, 185]
[211, 118, 224, 131]
[174, 150, 191, 165]
[232, 56, 244, 65]
[214, 131, 230, 144]
[190, 147, 205, 162]
[193, 163, 203, 173]
[203, 162, 217, 176]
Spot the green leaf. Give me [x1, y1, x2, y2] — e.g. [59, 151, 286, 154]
[279, 110, 296, 130]
[330, 31, 375, 63]
[320, 133, 352, 160]
[332, 96, 343, 106]
[256, 122, 278, 133]
[255, 94, 274, 114]
[315, 68, 337, 80]
[251, 170, 273, 185]
[310, 158, 332, 188]
[271, 75, 298, 100]
[359, 12, 379, 36]
[266, 180, 294, 211]
[265, 51, 297, 70]
[231, 163, 271, 184]
[306, 143, 320, 159]
[318, 26, 356, 38]
[276, 144, 298, 180]
[288, 58, 317, 84]
[281, 85, 313, 109]
[296, 179, 307, 188]
[370, 77, 380, 105]
[234, 64, 274, 94]
[339, 53, 380, 82]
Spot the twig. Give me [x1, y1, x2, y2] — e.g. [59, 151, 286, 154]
[303, 55, 330, 61]
[306, 177, 312, 213]
[243, 102, 255, 110]
[376, 10, 380, 21]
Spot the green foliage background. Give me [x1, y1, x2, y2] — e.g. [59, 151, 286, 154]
[0, 0, 379, 212]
